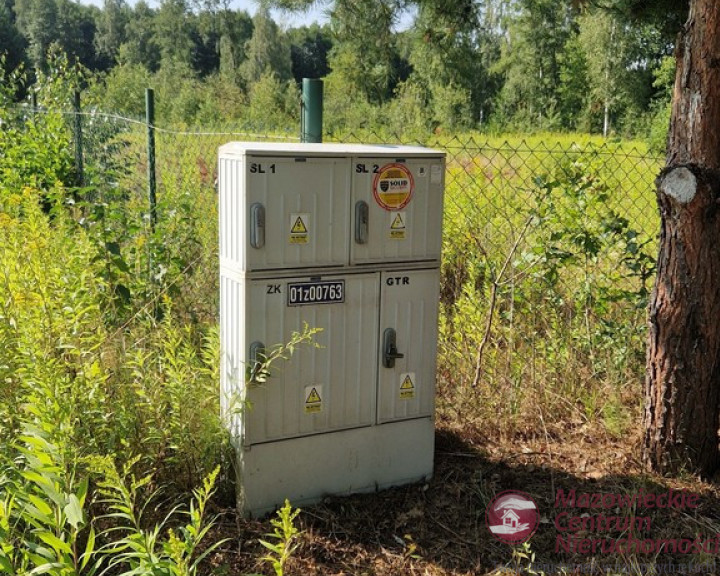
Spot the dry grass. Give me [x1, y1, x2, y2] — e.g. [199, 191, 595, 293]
[197, 415, 720, 576]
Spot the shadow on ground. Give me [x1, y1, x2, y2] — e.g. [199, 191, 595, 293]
[205, 424, 720, 576]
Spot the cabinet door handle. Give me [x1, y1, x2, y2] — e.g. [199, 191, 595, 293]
[250, 203, 265, 249]
[249, 340, 266, 382]
[383, 328, 404, 368]
[355, 201, 369, 244]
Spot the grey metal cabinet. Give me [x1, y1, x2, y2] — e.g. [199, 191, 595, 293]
[219, 142, 445, 516]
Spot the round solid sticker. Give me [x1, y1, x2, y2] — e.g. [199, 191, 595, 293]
[486, 490, 539, 545]
[373, 163, 414, 211]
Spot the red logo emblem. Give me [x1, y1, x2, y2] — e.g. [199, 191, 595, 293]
[486, 490, 539, 544]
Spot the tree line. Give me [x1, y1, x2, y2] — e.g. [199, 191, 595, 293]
[1, 0, 683, 136]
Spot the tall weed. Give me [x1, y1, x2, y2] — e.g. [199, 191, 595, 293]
[438, 142, 658, 437]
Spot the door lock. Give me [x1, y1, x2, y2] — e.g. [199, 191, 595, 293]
[355, 200, 369, 244]
[250, 203, 265, 249]
[383, 328, 404, 368]
[249, 340, 266, 382]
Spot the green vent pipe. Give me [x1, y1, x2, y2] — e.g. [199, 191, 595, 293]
[301, 78, 323, 143]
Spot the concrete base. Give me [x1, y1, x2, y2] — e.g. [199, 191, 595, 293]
[236, 417, 434, 517]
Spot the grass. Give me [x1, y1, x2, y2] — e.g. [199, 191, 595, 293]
[433, 134, 660, 441]
[8, 107, 714, 576]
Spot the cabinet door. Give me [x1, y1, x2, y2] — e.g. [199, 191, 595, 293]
[245, 156, 351, 271]
[351, 157, 444, 266]
[244, 272, 379, 445]
[377, 269, 439, 423]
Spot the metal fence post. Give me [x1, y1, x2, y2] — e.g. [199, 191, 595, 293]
[146, 88, 157, 231]
[73, 91, 84, 187]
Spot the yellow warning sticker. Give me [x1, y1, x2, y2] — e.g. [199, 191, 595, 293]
[399, 372, 416, 400]
[290, 213, 310, 244]
[373, 163, 414, 211]
[389, 211, 406, 240]
[304, 385, 323, 413]
[291, 217, 307, 234]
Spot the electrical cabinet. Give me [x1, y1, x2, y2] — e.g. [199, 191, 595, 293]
[219, 143, 445, 516]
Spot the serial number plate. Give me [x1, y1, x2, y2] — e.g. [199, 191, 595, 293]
[287, 280, 345, 306]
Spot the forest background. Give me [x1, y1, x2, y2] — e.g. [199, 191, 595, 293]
[1, 0, 677, 145]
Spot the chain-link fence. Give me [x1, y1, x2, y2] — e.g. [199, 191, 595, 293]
[5, 103, 663, 434]
[426, 137, 660, 433]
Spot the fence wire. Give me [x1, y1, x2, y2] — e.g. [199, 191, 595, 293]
[5, 106, 663, 432]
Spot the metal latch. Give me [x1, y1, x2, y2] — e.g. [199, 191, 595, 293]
[249, 340, 266, 382]
[355, 201, 368, 244]
[382, 328, 404, 368]
[250, 203, 265, 249]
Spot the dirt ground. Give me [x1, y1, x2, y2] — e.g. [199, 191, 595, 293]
[200, 419, 720, 576]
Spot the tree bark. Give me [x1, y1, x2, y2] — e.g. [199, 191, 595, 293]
[644, 0, 720, 476]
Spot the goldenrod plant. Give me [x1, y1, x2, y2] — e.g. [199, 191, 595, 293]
[0, 423, 99, 576]
[258, 500, 302, 576]
[93, 458, 225, 576]
[247, 324, 323, 386]
[510, 541, 547, 576]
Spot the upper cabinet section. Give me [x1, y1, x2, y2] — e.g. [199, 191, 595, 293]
[219, 143, 445, 272]
[350, 156, 445, 266]
[219, 150, 351, 271]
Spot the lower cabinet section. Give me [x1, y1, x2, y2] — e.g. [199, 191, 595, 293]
[220, 266, 439, 516]
[235, 417, 435, 517]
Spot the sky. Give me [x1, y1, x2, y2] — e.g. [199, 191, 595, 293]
[236, 0, 415, 30]
[77, 0, 414, 31]
[242, 0, 331, 28]
[259, 2, 331, 28]
[76, 0, 331, 27]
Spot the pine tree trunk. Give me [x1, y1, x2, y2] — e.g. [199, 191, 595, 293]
[644, 0, 720, 476]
